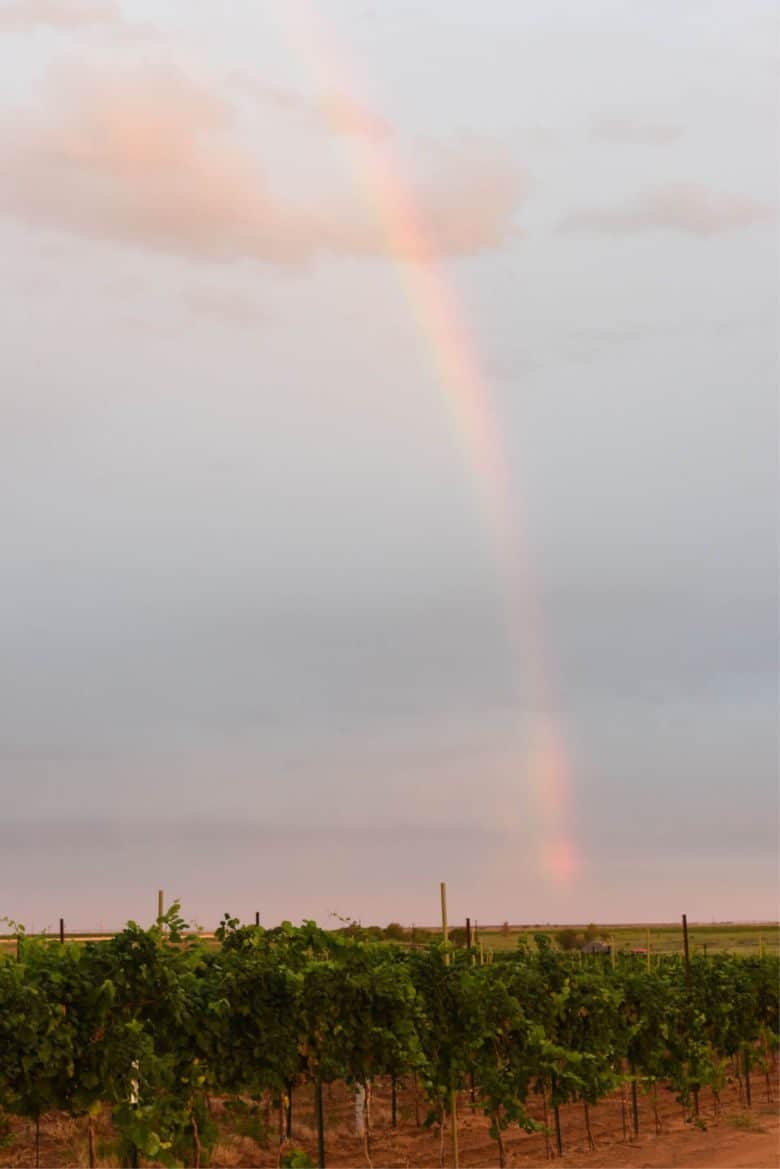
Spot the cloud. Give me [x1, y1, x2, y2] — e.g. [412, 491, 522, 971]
[0, 67, 328, 265]
[589, 115, 683, 145]
[183, 287, 264, 328]
[402, 136, 529, 256]
[0, 0, 118, 27]
[230, 73, 391, 142]
[0, 816, 504, 855]
[0, 0, 155, 37]
[0, 66, 527, 263]
[560, 183, 776, 236]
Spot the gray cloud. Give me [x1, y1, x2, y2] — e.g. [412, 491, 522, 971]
[560, 183, 776, 236]
[229, 72, 391, 142]
[589, 115, 683, 145]
[0, 816, 503, 854]
[1, 0, 777, 928]
[183, 287, 265, 328]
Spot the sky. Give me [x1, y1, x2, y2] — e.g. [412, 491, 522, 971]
[0, 0, 777, 931]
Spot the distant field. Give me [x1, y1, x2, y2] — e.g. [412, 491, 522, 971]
[470, 921, 780, 957]
[1, 920, 777, 957]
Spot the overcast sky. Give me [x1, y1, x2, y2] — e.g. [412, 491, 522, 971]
[1, 0, 777, 930]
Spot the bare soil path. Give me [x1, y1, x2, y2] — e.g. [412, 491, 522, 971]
[1, 1078, 777, 1167]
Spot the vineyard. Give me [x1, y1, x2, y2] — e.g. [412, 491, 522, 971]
[0, 907, 777, 1169]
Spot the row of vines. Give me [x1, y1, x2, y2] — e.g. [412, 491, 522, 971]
[0, 907, 777, 1168]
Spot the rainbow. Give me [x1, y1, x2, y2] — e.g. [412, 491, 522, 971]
[277, 2, 578, 884]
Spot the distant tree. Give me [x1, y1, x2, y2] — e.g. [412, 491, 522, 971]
[384, 923, 408, 942]
[556, 928, 581, 952]
[412, 928, 433, 944]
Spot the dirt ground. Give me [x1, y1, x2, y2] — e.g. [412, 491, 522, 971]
[1, 1073, 777, 1168]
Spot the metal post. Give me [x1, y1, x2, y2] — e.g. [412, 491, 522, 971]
[682, 914, 691, 977]
[59, 918, 65, 945]
[157, 889, 164, 924]
[255, 911, 260, 927]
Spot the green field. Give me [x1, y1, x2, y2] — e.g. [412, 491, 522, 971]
[467, 921, 780, 957]
[1, 920, 777, 958]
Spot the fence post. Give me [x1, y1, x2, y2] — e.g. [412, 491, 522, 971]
[440, 882, 449, 950]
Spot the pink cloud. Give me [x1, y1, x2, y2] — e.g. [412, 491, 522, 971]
[0, 0, 155, 37]
[560, 183, 776, 236]
[415, 137, 529, 255]
[1, 68, 326, 264]
[0, 0, 120, 28]
[0, 67, 527, 264]
[318, 91, 391, 142]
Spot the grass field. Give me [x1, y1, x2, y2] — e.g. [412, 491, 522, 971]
[469, 921, 780, 957]
[1, 920, 777, 958]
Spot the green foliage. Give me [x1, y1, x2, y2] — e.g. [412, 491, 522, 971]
[0, 911, 775, 1165]
[280, 1147, 315, 1168]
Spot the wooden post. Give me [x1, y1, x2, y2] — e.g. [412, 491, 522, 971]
[59, 918, 65, 945]
[465, 917, 471, 949]
[682, 914, 691, 978]
[440, 882, 449, 951]
[255, 911, 260, 927]
[157, 889, 164, 924]
[451, 1087, 460, 1168]
[315, 1079, 326, 1168]
[354, 1083, 365, 1137]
